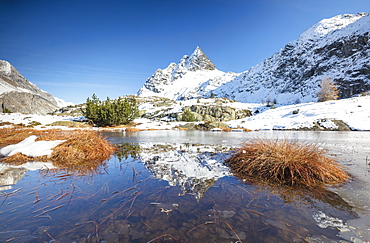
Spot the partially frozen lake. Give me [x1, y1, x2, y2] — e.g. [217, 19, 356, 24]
[0, 130, 369, 242]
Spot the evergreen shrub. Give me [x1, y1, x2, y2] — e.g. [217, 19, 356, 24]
[83, 94, 139, 126]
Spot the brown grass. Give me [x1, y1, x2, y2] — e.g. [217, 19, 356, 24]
[0, 128, 56, 145]
[46, 121, 91, 128]
[173, 126, 188, 131]
[1, 128, 116, 172]
[220, 127, 232, 132]
[225, 138, 350, 188]
[50, 130, 116, 169]
[124, 126, 141, 132]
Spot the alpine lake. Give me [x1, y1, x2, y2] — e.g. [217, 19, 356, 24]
[1, 130, 370, 243]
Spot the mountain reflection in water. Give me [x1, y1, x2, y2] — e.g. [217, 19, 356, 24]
[0, 130, 369, 242]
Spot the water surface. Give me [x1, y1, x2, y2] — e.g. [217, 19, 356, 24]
[0, 130, 369, 242]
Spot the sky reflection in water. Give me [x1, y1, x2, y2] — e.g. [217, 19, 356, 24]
[0, 131, 369, 242]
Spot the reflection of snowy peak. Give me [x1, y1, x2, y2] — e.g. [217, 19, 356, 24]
[137, 47, 238, 100]
[213, 13, 370, 104]
[0, 162, 55, 191]
[0, 166, 27, 191]
[138, 143, 230, 200]
[0, 60, 72, 114]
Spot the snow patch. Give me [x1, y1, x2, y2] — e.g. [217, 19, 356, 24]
[54, 97, 74, 108]
[0, 135, 65, 157]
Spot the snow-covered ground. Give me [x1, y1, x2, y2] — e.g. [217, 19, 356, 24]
[133, 96, 370, 131]
[0, 113, 85, 129]
[227, 96, 370, 131]
[0, 96, 369, 131]
[0, 135, 65, 157]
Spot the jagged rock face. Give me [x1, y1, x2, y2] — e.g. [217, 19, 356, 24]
[213, 13, 370, 104]
[0, 91, 59, 115]
[137, 47, 237, 100]
[0, 60, 66, 114]
[139, 63, 177, 94]
[177, 46, 216, 72]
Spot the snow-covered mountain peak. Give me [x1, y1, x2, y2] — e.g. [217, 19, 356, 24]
[137, 47, 237, 100]
[138, 12, 370, 103]
[0, 60, 12, 75]
[177, 46, 216, 72]
[297, 12, 367, 43]
[192, 46, 203, 56]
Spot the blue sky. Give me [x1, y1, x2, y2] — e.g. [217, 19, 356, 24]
[1, 0, 369, 104]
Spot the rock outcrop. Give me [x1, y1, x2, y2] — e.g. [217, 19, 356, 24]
[0, 60, 70, 114]
[184, 105, 252, 122]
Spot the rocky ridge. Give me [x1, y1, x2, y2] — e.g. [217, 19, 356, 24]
[213, 12, 370, 104]
[137, 13, 370, 105]
[0, 60, 71, 115]
[137, 47, 238, 100]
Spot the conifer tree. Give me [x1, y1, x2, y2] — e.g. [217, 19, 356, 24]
[181, 107, 196, 122]
[83, 94, 139, 126]
[316, 77, 340, 102]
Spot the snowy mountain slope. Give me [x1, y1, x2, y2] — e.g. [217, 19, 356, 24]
[137, 13, 370, 104]
[137, 47, 239, 100]
[213, 12, 370, 104]
[0, 60, 72, 114]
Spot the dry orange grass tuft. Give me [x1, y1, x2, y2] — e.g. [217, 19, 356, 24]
[242, 128, 253, 132]
[0, 128, 59, 145]
[50, 130, 116, 169]
[124, 126, 141, 132]
[174, 127, 188, 131]
[225, 139, 349, 188]
[1, 128, 116, 172]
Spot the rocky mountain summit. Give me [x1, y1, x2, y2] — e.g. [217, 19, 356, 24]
[0, 60, 71, 115]
[138, 13, 370, 105]
[137, 46, 238, 100]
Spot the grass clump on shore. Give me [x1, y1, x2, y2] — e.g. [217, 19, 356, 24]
[225, 139, 349, 188]
[0, 128, 116, 172]
[49, 130, 116, 169]
[46, 121, 91, 128]
[0, 128, 61, 145]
